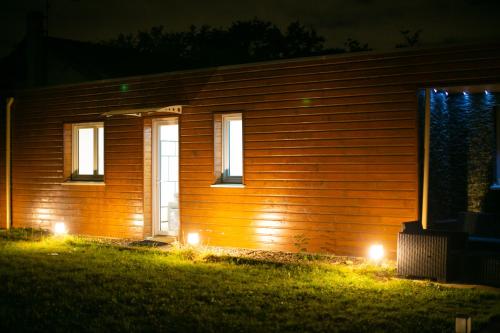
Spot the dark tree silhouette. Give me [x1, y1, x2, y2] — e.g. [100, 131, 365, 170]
[101, 19, 423, 76]
[102, 18, 335, 73]
[284, 21, 325, 57]
[396, 29, 423, 48]
[344, 38, 371, 52]
[227, 19, 284, 61]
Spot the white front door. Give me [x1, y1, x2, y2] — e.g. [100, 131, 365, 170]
[153, 118, 179, 236]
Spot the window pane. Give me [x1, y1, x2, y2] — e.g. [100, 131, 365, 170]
[228, 119, 242, 176]
[160, 124, 178, 141]
[160, 156, 169, 182]
[168, 156, 179, 182]
[98, 127, 104, 175]
[161, 141, 176, 156]
[78, 128, 94, 175]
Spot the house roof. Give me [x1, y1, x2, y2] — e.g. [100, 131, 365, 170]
[3, 40, 500, 94]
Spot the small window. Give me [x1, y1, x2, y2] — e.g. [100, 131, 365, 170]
[72, 123, 104, 181]
[214, 113, 243, 184]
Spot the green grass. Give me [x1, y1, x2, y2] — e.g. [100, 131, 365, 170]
[1, 229, 500, 332]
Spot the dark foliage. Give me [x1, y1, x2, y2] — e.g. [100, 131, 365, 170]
[102, 18, 344, 73]
[396, 29, 423, 48]
[344, 38, 372, 52]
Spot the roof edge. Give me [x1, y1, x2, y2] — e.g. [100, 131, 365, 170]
[11, 41, 500, 94]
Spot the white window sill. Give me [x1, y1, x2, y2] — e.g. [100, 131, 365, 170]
[62, 181, 106, 186]
[490, 184, 500, 190]
[210, 183, 245, 188]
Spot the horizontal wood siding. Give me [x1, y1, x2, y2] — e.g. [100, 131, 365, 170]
[11, 107, 144, 238]
[8, 44, 500, 256]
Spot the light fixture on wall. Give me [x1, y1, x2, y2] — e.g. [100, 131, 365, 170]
[187, 232, 200, 246]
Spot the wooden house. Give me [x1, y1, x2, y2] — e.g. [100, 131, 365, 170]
[2, 44, 500, 257]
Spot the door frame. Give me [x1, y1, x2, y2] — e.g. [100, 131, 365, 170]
[152, 117, 180, 236]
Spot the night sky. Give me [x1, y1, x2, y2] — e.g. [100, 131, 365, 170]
[1, 0, 499, 58]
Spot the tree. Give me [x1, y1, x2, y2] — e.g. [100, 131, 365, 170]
[344, 38, 371, 52]
[396, 29, 422, 48]
[227, 19, 284, 61]
[284, 21, 325, 57]
[101, 18, 333, 73]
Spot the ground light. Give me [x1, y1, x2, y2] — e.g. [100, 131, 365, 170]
[455, 315, 472, 333]
[187, 232, 200, 246]
[53, 222, 68, 235]
[368, 244, 384, 262]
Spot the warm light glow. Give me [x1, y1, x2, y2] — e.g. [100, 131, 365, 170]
[54, 222, 68, 235]
[368, 244, 384, 261]
[187, 232, 200, 246]
[132, 220, 144, 227]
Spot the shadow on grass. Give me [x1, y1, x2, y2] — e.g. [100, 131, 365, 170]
[66, 238, 167, 256]
[204, 254, 293, 268]
[205, 254, 286, 267]
[0, 228, 50, 241]
[128, 239, 171, 248]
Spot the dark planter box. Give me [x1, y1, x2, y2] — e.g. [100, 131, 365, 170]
[397, 231, 467, 282]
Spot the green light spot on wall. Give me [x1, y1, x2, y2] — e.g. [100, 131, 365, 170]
[120, 84, 129, 93]
[302, 98, 312, 105]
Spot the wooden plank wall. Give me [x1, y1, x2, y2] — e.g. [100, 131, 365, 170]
[5, 44, 500, 256]
[11, 104, 145, 238]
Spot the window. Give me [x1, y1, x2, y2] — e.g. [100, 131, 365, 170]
[72, 123, 104, 181]
[214, 113, 243, 184]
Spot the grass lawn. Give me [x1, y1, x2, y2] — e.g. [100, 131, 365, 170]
[1, 230, 500, 332]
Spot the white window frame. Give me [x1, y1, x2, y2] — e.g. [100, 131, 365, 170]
[72, 122, 104, 181]
[222, 113, 243, 184]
